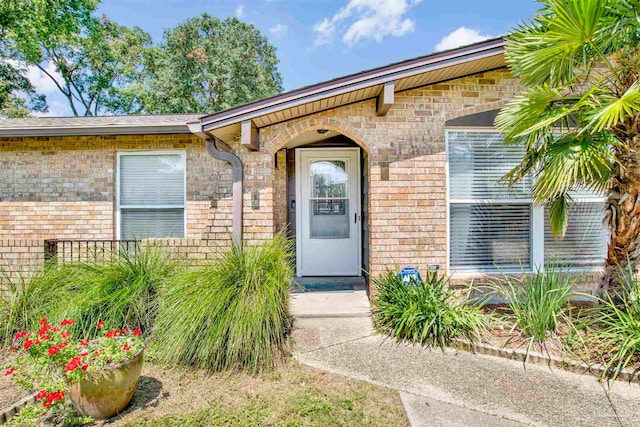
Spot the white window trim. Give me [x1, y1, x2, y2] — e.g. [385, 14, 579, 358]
[445, 128, 606, 276]
[115, 150, 187, 240]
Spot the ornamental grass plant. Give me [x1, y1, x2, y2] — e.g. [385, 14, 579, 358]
[152, 234, 294, 373]
[0, 245, 176, 347]
[585, 264, 640, 382]
[491, 265, 575, 361]
[56, 245, 178, 339]
[0, 265, 76, 348]
[372, 270, 489, 348]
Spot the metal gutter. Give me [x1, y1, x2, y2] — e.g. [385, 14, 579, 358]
[201, 38, 505, 131]
[188, 122, 243, 247]
[0, 124, 193, 138]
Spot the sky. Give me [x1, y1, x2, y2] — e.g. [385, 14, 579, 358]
[32, 0, 540, 116]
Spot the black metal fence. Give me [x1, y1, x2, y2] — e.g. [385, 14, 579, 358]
[44, 239, 140, 264]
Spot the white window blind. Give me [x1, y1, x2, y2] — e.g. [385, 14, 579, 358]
[448, 130, 532, 271]
[448, 131, 530, 200]
[447, 129, 607, 272]
[544, 202, 608, 268]
[118, 152, 185, 240]
[450, 204, 531, 270]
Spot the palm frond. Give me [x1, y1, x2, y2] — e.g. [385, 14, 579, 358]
[586, 81, 640, 132]
[502, 137, 551, 186]
[546, 193, 571, 238]
[531, 132, 612, 202]
[496, 84, 561, 141]
[505, 0, 611, 86]
[603, 0, 640, 51]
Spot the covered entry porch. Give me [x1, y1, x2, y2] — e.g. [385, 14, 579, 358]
[278, 128, 370, 281]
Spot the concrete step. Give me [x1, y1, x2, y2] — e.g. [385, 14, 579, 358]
[290, 290, 371, 318]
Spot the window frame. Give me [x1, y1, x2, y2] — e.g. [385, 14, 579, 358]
[115, 150, 187, 240]
[445, 127, 606, 275]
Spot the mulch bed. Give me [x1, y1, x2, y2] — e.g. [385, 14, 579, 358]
[476, 307, 640, 378]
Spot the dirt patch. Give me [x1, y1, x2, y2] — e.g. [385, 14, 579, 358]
[0, 354, 28, 410]
[481, 320, 575, 359]
[102, 359, 408, 426]
[0, 377, 24, 410]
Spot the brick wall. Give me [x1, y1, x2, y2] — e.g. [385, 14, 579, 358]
[0, 133, 234, 242]
[0, 68, 605, 293]
[0, 239, 45, 284]
[273, 150, 288, 233]
[258, 68, 525, 288]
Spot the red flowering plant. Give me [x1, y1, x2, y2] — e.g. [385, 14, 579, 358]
[5, 319, 144, 411]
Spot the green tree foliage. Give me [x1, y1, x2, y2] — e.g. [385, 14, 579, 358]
[495, 0, 640, 292]
[1, 5, 282, 116]
[0, 61, 46, 118]
[0, 0, 151, 116]
[138, 15, 283, 114]
[0, 2, 46, 117]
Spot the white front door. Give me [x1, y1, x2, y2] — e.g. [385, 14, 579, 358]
[296, 148, 361, 276]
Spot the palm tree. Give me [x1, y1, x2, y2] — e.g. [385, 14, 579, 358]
[496, 0, 640, 294]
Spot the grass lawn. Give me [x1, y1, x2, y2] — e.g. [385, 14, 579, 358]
[111, 359, 408, 427]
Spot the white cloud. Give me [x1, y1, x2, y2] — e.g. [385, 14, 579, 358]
[35, 99, 72, 117]
[435, 27, 493, 51]
[5, 60, 62, 95]
[313, 0, 421, 47]
[25, 63, 62, 95]
[235, 4, 244, 18]
[269, 24, 289, 38]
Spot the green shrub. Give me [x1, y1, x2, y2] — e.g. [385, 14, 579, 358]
[152, 234, 294, 373]
[492, 266, 575, 358]
[56, 245, 177, 339]
[586, 265, 640, 381]
[0, 265, 75, 348]
[372, 271, 489, 348]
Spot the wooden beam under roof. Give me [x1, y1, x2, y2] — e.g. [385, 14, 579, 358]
[376, 81, 394, 116]
[241, 120, 259, 151]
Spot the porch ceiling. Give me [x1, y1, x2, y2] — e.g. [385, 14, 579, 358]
[201, 37, 506, 143]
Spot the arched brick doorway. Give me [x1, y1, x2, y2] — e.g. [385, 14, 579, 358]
[275, 128, 371, 283]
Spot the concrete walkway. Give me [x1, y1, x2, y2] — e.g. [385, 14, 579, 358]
[293, 317, 640, 427]
[290, 277, 371, 318]
[290, 290, 371, 318]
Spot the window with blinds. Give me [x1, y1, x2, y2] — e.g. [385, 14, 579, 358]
[447, 129, 606, 272]
[544, 202, 608, 268]
[448, 131, 531, 200]
[448, 130, 532, 271]
[450, 204, 531, 269]
[118, 152, 186, 240]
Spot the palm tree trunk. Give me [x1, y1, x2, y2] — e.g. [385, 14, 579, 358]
[599, 121, 640, 296]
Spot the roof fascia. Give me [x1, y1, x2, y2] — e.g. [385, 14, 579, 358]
[0, 124, 192, 138]
[201, 39, 505, 132]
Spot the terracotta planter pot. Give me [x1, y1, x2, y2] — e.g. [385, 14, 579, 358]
[69, 349, 143, 420]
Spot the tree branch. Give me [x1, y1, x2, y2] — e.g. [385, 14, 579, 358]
[33, 63, 68, 97]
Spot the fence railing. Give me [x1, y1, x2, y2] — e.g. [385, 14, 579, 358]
[44, 239, 140, 264]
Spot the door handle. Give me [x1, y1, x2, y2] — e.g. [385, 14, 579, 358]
[354, 213, 357, 223]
